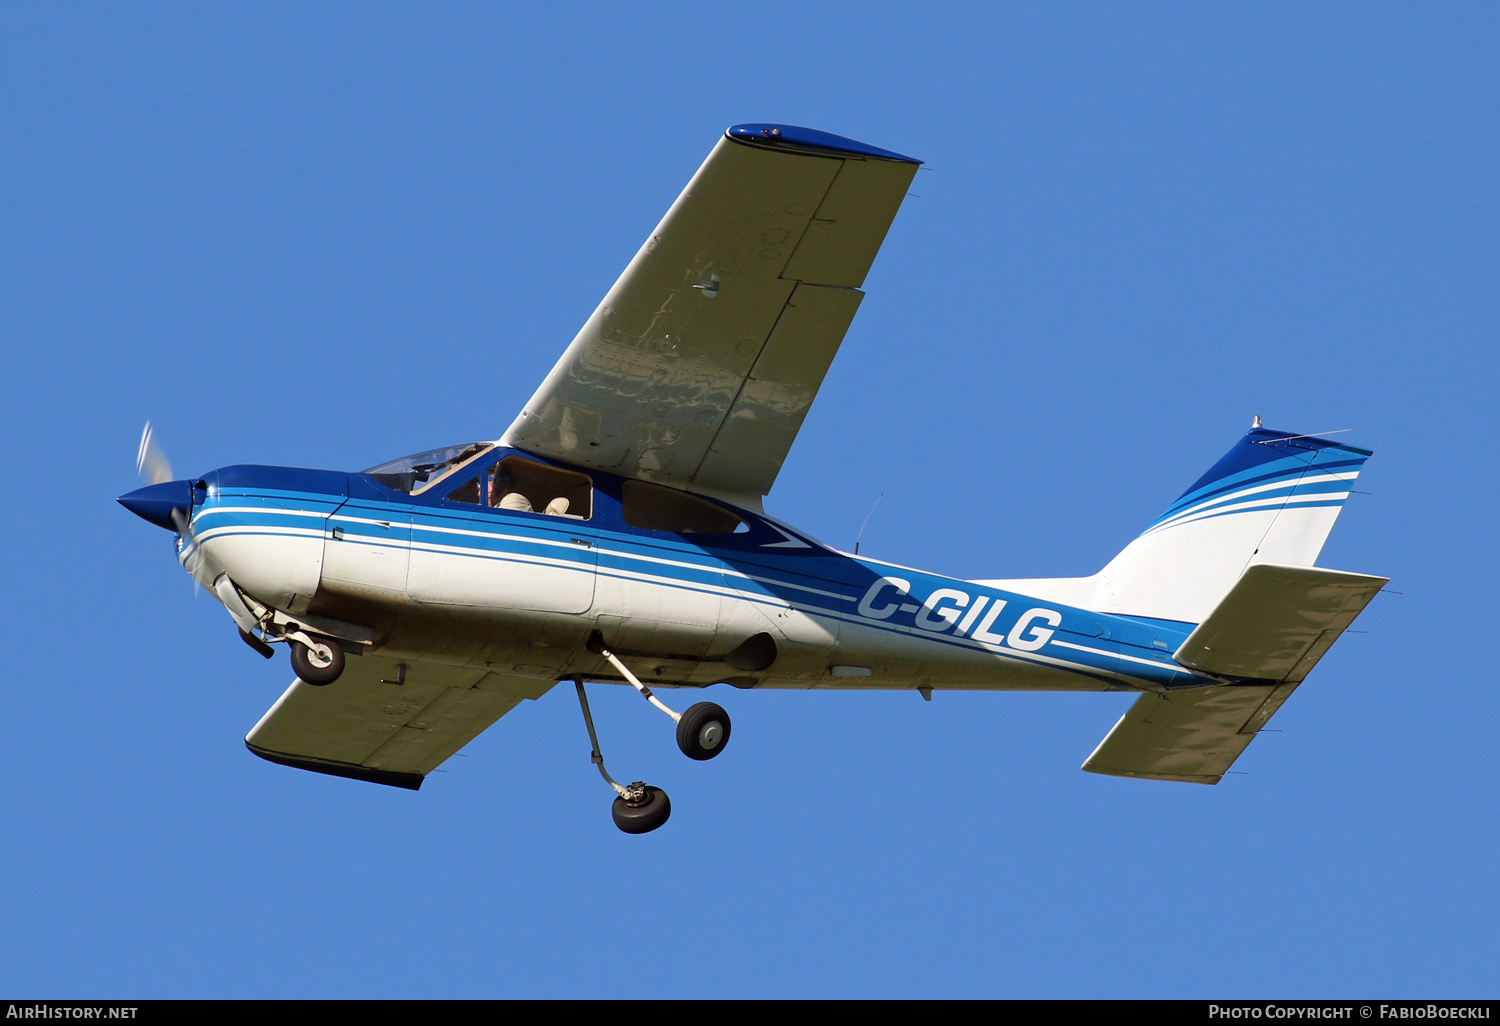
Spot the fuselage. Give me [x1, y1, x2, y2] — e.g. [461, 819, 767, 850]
[171, 447, 1207, 695]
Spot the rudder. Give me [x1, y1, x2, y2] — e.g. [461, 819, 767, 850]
[978, 426, 1372, 624]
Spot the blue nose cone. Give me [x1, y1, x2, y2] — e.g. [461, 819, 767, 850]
[118, 480, 193, 532]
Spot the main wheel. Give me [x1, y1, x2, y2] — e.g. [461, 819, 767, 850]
[290, 637, 345, 685]
[676, 701, 731, 760]
[611, 786, 671, 834]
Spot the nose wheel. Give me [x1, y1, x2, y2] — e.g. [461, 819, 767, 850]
[289, 635, 345, 685]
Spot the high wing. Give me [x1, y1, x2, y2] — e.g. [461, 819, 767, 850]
[245, 655, 555, 790]
[501, 124, 921, 511]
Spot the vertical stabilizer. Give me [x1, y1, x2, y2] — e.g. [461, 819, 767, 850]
[976, 428, 1372, 624]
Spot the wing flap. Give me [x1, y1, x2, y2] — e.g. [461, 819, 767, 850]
[245, 655, 554, 788]
[1174, 564, 1387, 682]
[1082, 683, 1297, 784]
[693, 283, 864, 497]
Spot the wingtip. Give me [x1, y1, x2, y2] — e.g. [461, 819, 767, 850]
[725, 123, 922, 164]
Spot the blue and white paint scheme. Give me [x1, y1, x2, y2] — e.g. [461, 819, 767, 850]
[120, 124, 1386, 821]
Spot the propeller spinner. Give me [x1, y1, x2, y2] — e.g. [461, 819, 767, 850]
[119, 422, 193, 534]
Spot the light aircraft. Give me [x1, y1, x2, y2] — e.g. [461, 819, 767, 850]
[120, 123, 1384, 834]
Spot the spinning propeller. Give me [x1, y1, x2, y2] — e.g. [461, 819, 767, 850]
[119, 421, 193, 536]
[136, 420, 174, 486]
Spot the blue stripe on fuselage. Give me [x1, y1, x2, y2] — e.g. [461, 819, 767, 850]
[192, 487, 1204, 690]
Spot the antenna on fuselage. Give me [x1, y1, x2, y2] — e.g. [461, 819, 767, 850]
[854, 492, 884, 555]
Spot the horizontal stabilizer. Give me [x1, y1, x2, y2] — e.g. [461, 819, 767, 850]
[1082, 683, 1297, 784]
[245, 656, 555, 788]
[1174, 563, 1387, 682]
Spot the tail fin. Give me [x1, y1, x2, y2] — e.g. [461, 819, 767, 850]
[976, 427, 1372, 623]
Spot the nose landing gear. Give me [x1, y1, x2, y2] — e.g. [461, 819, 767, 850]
[214, 575, 350, 685]
[289, 635, 345, 685]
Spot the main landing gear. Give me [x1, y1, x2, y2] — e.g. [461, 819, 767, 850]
[574, 642, 735, 834]
[574, 681, 673, 834]
[676, 699, 731, 761]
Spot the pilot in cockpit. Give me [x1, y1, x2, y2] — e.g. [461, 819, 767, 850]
[489, 461, 579, 518]
[490, 467, 533, 513]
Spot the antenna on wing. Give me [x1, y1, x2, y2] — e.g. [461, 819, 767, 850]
[854, 492, 884, 555]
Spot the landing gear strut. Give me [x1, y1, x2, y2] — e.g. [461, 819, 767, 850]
[573, 640, 738, 833]
[594, 643, 732, 761]
[574, 681, 671, 834]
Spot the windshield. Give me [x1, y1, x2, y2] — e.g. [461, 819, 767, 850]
[363, 442, 493, 494]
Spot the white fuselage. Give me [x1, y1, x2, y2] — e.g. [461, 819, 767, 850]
[181, 469, 1196, 696]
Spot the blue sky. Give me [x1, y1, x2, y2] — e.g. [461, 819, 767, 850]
[2, 2, 1496, 997]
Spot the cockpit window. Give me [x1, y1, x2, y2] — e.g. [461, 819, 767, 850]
[364, 443, 493, 494]
[447, 476, 482, 505]
[489, 456, 592, 520]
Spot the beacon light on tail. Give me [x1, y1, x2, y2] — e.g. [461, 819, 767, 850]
[120, 123, 1382, 833]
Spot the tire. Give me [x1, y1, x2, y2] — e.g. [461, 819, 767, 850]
[611, 786, 671, 834]
[290, 637, 345, 685]
[676, 701, 731, 761]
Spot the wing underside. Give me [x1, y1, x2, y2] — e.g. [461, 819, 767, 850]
[501, 125, 920, 510]
[245, 655, 555, 789]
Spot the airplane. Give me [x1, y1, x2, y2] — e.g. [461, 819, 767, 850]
[119, 122, 1385, 834]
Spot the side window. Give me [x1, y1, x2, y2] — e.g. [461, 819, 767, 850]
[447, 476, 482, 505]
[488, 456, 592, 520]
[621, 481, 747, 534]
